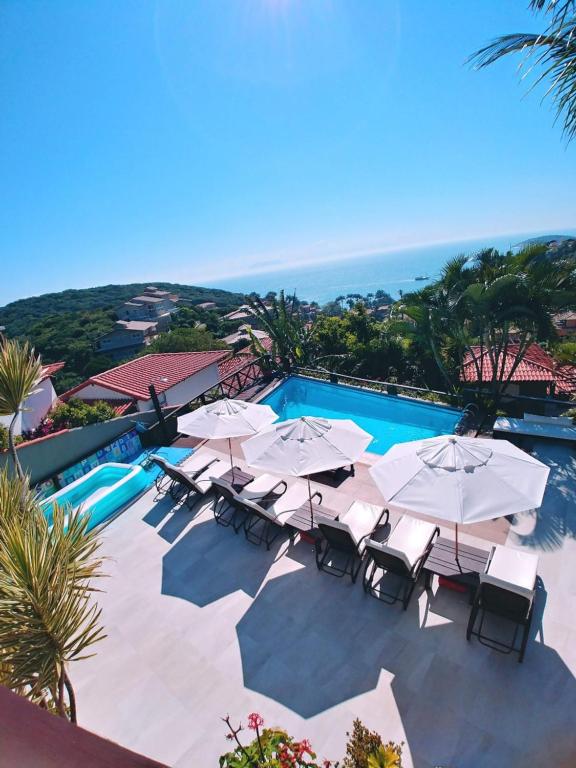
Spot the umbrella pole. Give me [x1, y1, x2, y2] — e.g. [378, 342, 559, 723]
[455, 523, 460, 566]
[307, 475, 314, 530]
[228, 438, 234, 482]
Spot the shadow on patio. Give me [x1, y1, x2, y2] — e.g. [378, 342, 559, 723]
[236, 562, 576, 766]
[161, 519, 284, 607]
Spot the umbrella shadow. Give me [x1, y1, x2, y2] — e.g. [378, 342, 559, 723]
[161, 518, 284, 607]
[235, 565, 421, 718]
[511, 443, 576, 551]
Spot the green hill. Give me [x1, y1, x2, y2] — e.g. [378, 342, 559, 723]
[0, 282, 245, 392]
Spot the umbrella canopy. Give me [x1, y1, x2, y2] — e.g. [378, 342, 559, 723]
[369, 434, 550, 524]
[177, 398, 277, 440]
[177, 399, 278, 476]
[241, 416, 373, 476]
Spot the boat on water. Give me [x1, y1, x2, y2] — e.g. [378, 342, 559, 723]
[414, 275, 429, 281]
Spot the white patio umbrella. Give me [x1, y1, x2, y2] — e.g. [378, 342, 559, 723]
[177, 399, 277, 479]
[241, 416, 373, 527]
[369, 435, 550, 559]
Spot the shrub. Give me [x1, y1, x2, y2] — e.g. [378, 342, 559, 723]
[339, 720, 402, 768]
[219, 715, 403, 768]
[0, 425, 22, 451]
[48, 398, 116, 430]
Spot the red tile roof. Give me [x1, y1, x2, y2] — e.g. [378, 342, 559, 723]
[41, 362, 65, 381]
[461, 343, 576, 394]
[63, 352, 229, 401]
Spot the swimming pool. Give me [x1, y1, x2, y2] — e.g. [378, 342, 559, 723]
[41, 463, 148, 530]
[261, 376, 461, 455]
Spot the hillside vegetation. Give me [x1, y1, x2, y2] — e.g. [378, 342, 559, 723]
[0, 282, 244, 392]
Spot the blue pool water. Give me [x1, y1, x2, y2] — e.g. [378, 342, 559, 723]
[261, 377, 461, 455]
[42, 445, 195, 530]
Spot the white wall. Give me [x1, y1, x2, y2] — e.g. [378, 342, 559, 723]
[73, 363, 222, 413]
[0, 378, 58, 436]
[73, 384, 134, 401]
[136, 362, 222, 412]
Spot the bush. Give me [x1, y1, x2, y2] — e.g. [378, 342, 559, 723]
[341, 719, 402, 768]
[0, 425, 22, 452]
[49, 398, 117, 430]
[219, 714, 402, 768]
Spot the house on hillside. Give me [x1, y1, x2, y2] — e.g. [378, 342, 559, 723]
[96, 320, 159, 360]
[461, 343, 576, 398]
[222, 325, 271, 350]
[0, 362, 65, 436]
[553, 311, 576, 338]
[117, 287, 179, 332]
[196, 302, 217, 311]
[62, 351, 230, 413]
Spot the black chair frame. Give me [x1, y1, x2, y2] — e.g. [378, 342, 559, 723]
[363, 524, 439, 609]
[242, 483, 299, 550]
[466, 581, 536, 663]
[315, 508, 388, 583]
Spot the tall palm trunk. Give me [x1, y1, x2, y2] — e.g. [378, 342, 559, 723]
[8, 413, 23, 480]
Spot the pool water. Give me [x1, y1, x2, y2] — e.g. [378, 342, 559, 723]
[42, 463, 148, 530]
[41, 445, 195, 530]
[261, 377, 461, 455]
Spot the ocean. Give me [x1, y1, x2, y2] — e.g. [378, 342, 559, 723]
[208, 230, 576, 305]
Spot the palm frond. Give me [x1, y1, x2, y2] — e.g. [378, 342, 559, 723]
[469, 4, 576, 140]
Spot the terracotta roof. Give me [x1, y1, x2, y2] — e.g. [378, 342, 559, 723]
[461, 343, 576, 394]
[41, 362, 65, 381]
[63, 352, 229, 401]
[218, 353, 257, 380]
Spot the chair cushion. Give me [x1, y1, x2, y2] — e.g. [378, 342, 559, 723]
[482, 544, 538, 599]
[182, 450, 218, 475]
[340, 501, 384, 547]
[242, 473, 281, 499]
[269, 485, 310, 525]
[386, 515, 437, 569]
[195, 460, 229, 493]
[365, 539, 412, 571]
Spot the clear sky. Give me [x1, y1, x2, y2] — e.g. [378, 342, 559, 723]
[1, 0, 575, 305]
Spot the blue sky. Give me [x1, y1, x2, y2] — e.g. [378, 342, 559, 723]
[1, 0, 575, 305]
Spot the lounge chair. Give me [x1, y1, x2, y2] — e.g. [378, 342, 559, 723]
[149, 451, 220, 495]
[149, 454, 172, 493]
[241, 484, 322, 549]
[182, 450, 221, 478]
[162, 460, 229, 507]
[466, 544, 539, 663]
[212, 474, 288, 532]
[315, 502, 388, 582]
[363, 515, 439, 609]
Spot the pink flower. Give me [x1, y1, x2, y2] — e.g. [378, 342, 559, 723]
[247, 712, 264, 730]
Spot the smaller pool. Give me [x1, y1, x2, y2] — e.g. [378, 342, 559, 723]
[261, 376, 461, 455]
[41, 463, 147, 530]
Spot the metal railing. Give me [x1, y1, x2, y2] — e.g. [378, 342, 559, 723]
[141, 356, 270, 447]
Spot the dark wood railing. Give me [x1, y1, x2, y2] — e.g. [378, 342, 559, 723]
[141, 356, 270, 447]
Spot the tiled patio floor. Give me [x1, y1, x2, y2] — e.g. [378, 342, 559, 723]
[72, 439, 576, 767]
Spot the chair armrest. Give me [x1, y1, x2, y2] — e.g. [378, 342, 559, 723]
[409, 526, 440, 576]
[311, 490, 323, 504]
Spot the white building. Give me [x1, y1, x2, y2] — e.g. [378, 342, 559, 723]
[62, 352, 230, 413]
[0, 362, 64, 436]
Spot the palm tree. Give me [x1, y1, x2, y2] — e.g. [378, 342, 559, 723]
[470, 1, 576, 141]
[246, 290, 317, 372]
[398, 247, 576, 407]
[0, 469, 105, 722]
[0, 339, 44, 479]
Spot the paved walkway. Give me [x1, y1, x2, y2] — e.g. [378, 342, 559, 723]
[72, 440, 576, 767]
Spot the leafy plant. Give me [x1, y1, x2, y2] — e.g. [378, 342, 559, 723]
[48, 398, 117, 430]
[470, 0, 576, 141]
[247, 291, 317, 372]
[0, 468, 105, 722]
[0, 338, 44, 478]
[220, 713, 327, 767]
